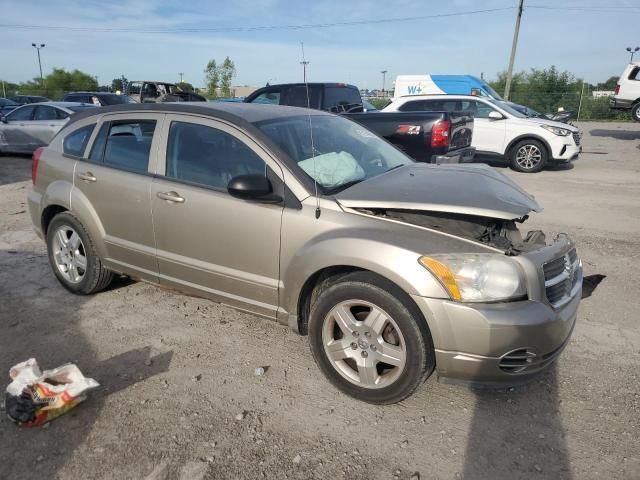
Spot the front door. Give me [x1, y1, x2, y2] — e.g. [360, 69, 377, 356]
[72, 113, 164, 280]
[0, 105, 36, 152]
[150, 115, 284, 318]
[31, 105, 67, 147]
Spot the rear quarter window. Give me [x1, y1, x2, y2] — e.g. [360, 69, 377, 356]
[63, 124, 96, 157]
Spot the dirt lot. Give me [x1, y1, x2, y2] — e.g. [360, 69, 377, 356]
[1, 122, 639, 480]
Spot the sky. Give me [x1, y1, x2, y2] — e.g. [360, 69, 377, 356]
[1, 0, 639, 89]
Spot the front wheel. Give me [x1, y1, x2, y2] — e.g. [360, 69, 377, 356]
[308, 272, 435, 404]
[631, 103, 640, 123]
[509, 139, 548, 173]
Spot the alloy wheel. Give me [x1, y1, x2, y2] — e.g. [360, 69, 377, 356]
[322, 300, 406, 389]
[515, 144, 542, 170]
[52, 225, 87, 284]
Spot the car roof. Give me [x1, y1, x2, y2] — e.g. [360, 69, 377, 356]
[395, 94, 481, 101]
[65, 92, 122, 96]
[39, 101, 95, 108]
[66, 101, 329, 127]
[256, 82, 358, 89]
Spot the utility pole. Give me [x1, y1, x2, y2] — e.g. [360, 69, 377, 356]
[380, 70, 387, 97]
[626, 47, 640, 63]
[504, 0, 524, 101]
[178, 72, 184, 83]
[31, 43, 45, 88]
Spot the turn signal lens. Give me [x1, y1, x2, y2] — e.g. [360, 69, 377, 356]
[419, 256, 461, 300]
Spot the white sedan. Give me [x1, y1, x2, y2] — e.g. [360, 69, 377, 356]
[0, 102, 96, 154]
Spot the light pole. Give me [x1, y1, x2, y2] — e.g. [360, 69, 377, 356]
[31, 43, 45, 87]
[626, 47, 640, 63]
[300, 61, 309, 83]
[178, 72, 184, 83]
[380, 70, 387, 97]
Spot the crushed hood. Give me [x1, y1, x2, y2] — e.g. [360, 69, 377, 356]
[335, 163, 542, 220]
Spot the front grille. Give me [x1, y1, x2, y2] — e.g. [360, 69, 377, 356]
[572, 131, 581, 146]
[542, 248, 582, 309]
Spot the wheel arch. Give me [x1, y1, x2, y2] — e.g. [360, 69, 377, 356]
[505, 134, 552, 160]
[293, 265, 436, 351]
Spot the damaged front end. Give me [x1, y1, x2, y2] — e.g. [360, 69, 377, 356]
[355, 208, 547, 255]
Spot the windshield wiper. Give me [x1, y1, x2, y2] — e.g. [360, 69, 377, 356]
[324, 178, 365, 195]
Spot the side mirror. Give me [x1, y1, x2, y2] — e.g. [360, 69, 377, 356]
[488, 111, 504, 120]
[1, 116, 7, 123]
[228, 174, 282, 204]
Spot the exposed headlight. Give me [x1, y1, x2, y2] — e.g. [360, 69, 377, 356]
[540, 124, 571, 136]
[419, 254, 527, 302]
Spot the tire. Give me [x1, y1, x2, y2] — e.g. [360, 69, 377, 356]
[308, 272, 435, 404]
[46, 212, 114, 294]
[632, 103, 640, 123]
[509, 139, 548, 173]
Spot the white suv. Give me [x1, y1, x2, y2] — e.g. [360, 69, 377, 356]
[610, 62, 640, 122]
[383, 95, 581, 173]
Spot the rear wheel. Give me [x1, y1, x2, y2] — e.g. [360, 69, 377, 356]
[509, 139, 548, 173]
[46, 212, 113, 294]
[308, 272, 434, 404]
[631, 103, 640, 123]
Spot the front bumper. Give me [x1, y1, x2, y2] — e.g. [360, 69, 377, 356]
[432, 147, 475, 164]
[549, 135, 580, 162]
[411, 236, 581, 385]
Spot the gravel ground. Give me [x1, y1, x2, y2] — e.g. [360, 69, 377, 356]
[0, 121, 638, 480]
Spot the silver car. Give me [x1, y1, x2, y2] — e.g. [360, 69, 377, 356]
[28, 103, 582, 404]
[0, 102, 96, 154]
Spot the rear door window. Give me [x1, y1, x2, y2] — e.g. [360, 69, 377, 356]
[89, 120, 156, 173]
[63, 124, 95, 157]
[399, 100, 440, 112]
[34, 106, 58, 121]
[284, 86, 321, 108]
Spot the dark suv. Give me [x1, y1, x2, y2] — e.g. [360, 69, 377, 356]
[62, 92, 137, 106]
[10, 95, 50, 105]
[244, 83, 364, 113]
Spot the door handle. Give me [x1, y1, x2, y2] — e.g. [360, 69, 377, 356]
[49, 124, 56, 127]
[157, 191, 185, 203]
[77, 171, 97, 182]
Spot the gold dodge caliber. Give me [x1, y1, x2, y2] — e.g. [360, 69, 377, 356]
[28, 103, 582, 404]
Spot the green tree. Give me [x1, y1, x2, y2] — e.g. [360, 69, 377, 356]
[205, 59, 219, 98]
[595, 76, 618, 91]
[111, 76, 127, 93]
[177, 81, 194, 92]
[220, 56, 236, 98]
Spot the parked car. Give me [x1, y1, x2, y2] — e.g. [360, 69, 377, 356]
[10, 95, 51, 105]
[0, 97, 19, 118]
[62, 92, 137, 106]
[343, 111, 474, 163]
[383, 95, 581, 173]
[610, 62, 640, 122]
[28, 102, 582, 404]
[245, 83, 364, 113]
[0, 102, 96, 154]
[125, 81, 206, 103]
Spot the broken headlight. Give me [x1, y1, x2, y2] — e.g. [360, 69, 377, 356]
[419, 254, 527, 302]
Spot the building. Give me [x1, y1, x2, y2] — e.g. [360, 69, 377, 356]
[592, 90, 615, 99]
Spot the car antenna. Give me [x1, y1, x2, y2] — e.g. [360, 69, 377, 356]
[301, 42, 321, 219]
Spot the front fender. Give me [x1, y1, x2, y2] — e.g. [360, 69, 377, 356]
[280, 234, 450, 318]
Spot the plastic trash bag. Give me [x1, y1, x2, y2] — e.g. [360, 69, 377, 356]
[5, 358, 99, 426]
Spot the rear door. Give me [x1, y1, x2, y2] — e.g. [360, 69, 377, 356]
[283, 85, 322, 109]
[73, 113, 163, 280]
[150, 114, 285, 318]
[0, 105, 37, 152]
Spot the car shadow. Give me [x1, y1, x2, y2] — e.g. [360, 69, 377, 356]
[581, 274, 606, 299]
[0, 249, 173, 479]
[0, 154, 32, 186]
[589, 129, 640, 141]
[463, 366, 571, 479]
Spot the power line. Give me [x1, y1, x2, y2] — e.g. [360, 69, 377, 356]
[528, 4, 640, 12]
[0, 7, 516, 34]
